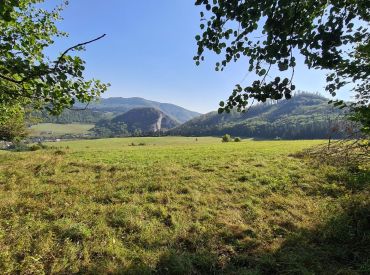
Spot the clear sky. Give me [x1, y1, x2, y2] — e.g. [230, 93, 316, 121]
[46, 0, 353, 113]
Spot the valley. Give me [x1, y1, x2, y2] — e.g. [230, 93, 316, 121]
[31, 93, 349, 140]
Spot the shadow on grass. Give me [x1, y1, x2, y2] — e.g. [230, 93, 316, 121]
[264, 197, 370, 274]
[115, 168, 370, 275]
[117, 198, 369, 275]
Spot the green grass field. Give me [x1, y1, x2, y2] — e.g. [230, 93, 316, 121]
[29, 123, 94, 137]
[0, 137, 368, 274]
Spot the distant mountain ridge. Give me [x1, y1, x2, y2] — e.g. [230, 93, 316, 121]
[169, 93, 347, 139]
[79, 97, 201, 123]
[38, 93, 349, 140]
[40, 97, 201, 124]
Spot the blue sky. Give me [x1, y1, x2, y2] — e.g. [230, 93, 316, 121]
[46, 0, 353, 113]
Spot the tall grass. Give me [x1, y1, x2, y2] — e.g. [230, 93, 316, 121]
[0, 138, 368, 274]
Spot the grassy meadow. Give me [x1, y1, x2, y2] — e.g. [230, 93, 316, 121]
[0, 137, 369, 274]
[29, 123, 94, 137]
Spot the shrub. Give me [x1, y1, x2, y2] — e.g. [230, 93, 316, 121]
[12, 142, 29, 152]
[234, 137, 242, 142]
[29, 144, 42, 151]
[221, 134, 232, 142]
[38, 142, 48, 149]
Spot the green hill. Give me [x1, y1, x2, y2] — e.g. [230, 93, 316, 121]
[169, 93, 347, 139]
[33, 109, 112, 124]
[92, 107, 179, 137]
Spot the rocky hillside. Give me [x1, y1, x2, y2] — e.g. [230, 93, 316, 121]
[92, 107, 179, 137]
[111, 108, 179, 132]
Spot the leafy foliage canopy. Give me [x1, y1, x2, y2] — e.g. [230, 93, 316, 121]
[0, 0, 108, 115]
[194, 0, 369, 131]
[0, 104, 28, 142]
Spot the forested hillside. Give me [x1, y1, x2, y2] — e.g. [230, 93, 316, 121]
[92, 107, 179, 137]
[35, 93, 351, 140]
[169, 93, 348, 139]
[34, 109, 112, 124]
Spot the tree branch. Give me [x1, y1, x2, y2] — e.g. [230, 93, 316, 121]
[0, 73, 22, 84]
[66, 102, 91, 111]
[0, 34, 107, 85]
[53, 34, 106, 71]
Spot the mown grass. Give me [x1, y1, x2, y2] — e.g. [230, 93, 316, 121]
[29, 123, 94, 137]
[0, 137, 368, 274]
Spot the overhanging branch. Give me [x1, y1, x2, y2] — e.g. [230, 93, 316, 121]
[0, 34, 107, 85]
[53, 34, 106, 70]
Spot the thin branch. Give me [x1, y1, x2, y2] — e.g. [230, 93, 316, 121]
[0, 73, 21, 84]
[66, 102, 91, 111]
[288, 0, 300, 84]
[261, 63, 272, 85]
[53, 34, 106, 71]
[290, 61, 295, 83]
[0, 34, 107, 85]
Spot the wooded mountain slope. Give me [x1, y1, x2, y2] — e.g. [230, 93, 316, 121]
[169, 93, 347, 139]
[92, 107, 179, 137]
[111, 108, 179, 132]
[33, 109, 112, 124]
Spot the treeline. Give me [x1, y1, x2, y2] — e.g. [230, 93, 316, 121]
[92, 120, 131, 137]
[169, 116, 348, 139]
[168, 93, 352, 139]
[33, 109, 111, 124]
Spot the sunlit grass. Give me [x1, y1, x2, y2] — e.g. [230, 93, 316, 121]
[29, 123, 94, 137]
[0, 137, 368, 274]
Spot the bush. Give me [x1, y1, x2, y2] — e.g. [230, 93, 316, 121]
[29, 144, 42, 151]
[29, 142, 48, 151]
[221, 134, 232, 142]
[234, 137, 242, 142]
[54, 150, 66, 156]
[38, 142, 48, 149]
[11, 142, 29, 152]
